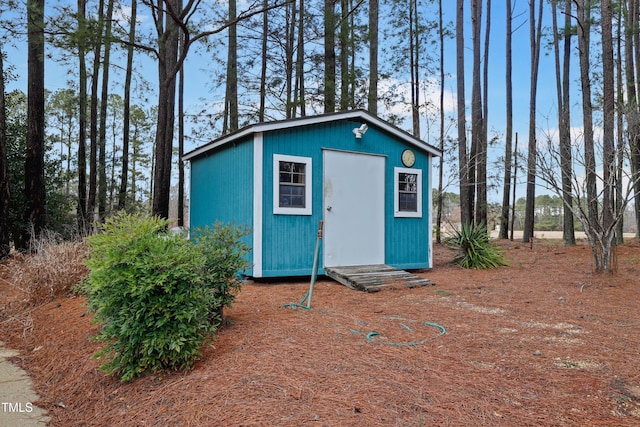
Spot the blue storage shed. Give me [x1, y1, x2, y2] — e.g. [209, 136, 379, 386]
[184, 110, 442, 279]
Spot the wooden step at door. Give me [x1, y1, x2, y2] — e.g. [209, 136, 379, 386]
[324, 264, 435, 292]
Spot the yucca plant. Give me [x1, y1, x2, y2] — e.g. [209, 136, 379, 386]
[444, 222, 508, 269]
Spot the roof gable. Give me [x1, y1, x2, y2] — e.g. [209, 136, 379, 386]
[183, 109, 442, 161]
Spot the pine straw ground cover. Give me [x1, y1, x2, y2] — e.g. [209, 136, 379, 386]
[1, 239, 640, 426]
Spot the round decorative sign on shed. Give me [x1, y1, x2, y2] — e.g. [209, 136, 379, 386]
[401, 149, 416, 167]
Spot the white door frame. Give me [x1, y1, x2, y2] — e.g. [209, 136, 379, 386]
[323, 149, 385, 267]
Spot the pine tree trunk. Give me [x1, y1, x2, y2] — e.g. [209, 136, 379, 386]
[118, 0, 136, 211]
[499, 0, 512, 239]
[285, 0, 296, 118]
[456, 0, 471, 227]
[409, 0, 420, 136]
[339, 0, 349, 111]
[510, 133, 519, 240]
[436, 0, 445, 243]
[367, 0, 378, 115]
[576, 0, 598, 232]
[348, 0, 356, 107]
[22, 0, 46, 251]
[98, 0, 114, 222]
[151, 0, 180, 219]
[178, 45, 185, 226]
[131, 122, 139, 205]
[87, 0, 104, 228]
[560, 0, 575, 245]
[551, 0, 575, 246]
[477, 0, 490, 228]
[523, 0, 543, 243]
[0, 44, 9, 259]
[295, 0, 306, 116]
[470, 0, 482, 226]
[223, 0, 238, 133]
[324, 0, 336, 113]
[628, 0, 640, 238]
[601, 0, 616, 237]
[616, 4, 625, 244]
[259, 0, 268, 122]
[77, 0, 88, 233]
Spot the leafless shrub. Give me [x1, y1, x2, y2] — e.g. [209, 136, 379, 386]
[10, 234, 89, 306]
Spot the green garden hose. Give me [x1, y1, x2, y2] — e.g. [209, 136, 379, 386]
[350, 320, 446, 347]
[284, 222, 445, 347]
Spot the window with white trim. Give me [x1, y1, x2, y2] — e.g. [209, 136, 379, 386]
[273, 154, 312, 215]
[394, 167, 422, 218]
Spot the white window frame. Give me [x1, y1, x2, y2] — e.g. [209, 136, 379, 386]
[273, 154, 312, 215]
[394, 167, 422, 218]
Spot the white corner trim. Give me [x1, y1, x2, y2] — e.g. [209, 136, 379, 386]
[253, 133, 263, 277]
[427, 157, 433, 267]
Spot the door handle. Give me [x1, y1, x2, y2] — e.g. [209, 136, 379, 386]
[326, 206, 332, 212]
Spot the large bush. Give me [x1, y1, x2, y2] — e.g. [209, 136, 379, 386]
[82, 213, 249, 381]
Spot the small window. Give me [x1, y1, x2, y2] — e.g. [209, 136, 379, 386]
[274, 154, 312, 215]
[398, 172, 418, 211]
[394, 167, 422, 218]
[279, 161, 306, 208]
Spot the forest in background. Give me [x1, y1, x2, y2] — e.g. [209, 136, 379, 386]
[1, 0, 639, 274]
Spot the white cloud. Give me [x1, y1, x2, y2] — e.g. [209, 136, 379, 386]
[377, 77, 456, 117]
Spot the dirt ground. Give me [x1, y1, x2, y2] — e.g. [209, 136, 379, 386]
[1, 239, 640, 426]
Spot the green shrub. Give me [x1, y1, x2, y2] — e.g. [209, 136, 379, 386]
[81, 212, 249, 381]
[444, 222, 508, 269]
[191, 223, 250, 324]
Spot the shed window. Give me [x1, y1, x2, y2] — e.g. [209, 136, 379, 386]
[394, 167, 422, 218]
[274, 154, 312, 215]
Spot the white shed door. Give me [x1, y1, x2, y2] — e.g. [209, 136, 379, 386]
[323, 150, 385, 267]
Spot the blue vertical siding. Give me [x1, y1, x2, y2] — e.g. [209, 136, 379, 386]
[385, 154, 431, 269]
[261, 127, 324, 276]
[190, 139, 254, 274]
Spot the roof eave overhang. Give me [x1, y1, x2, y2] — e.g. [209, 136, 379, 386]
[183, 110, 442, 161]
